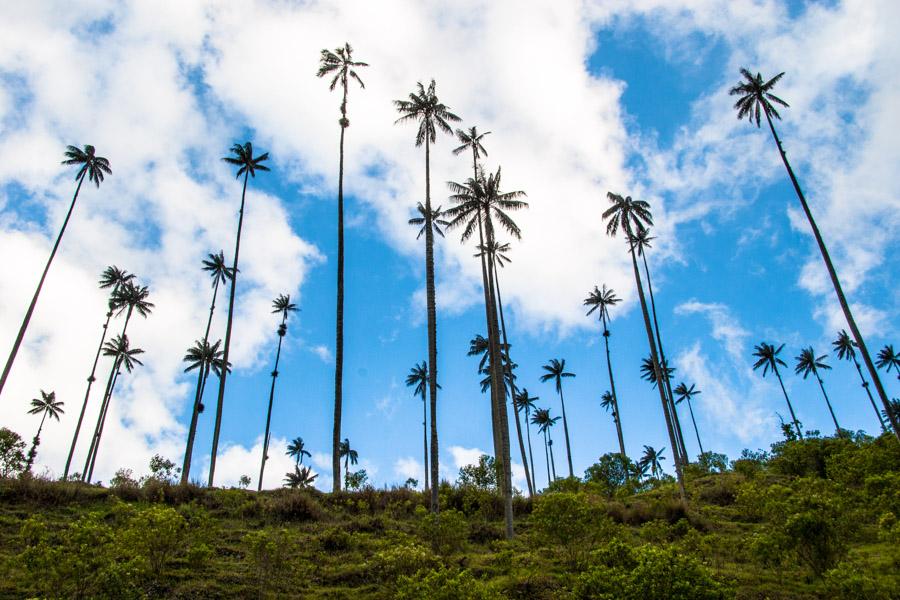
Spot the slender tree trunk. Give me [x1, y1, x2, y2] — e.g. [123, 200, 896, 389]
[26, 414, 47, 473]
[477, 210, 503, 473]
[852, 358, 887, 432]
[774, 365, 803, 439]
[548, 436, 557, 481]
[209, 171, 250, 487]
[815, 374, 843, 437]
[258, 316, 287, 491]
[87, 361, 125, 482]
[333, 111, 348, 493]
[764, 112, 900, 441]
[601, 315, 627, 461]
[422, 395, 429, 491]
[557, 386, 574, 478]
[685, 399, 704, 455]
[0, 174, 86, 398]
[525, 406, 536, 491]
[423, 140, 440, 512]
[629, 246, 686, 499]
[542, 429, 551, 487]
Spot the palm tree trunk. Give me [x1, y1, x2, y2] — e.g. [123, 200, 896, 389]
[477, 210, 503, 474]
[601, 315, 627, 461]
[557, 387, 574, 478]
[764, 112, 899, 441]
[422, 395, 429, 491]
[492, 256, 534, 496]
[542, 429, 551, 487]
[258, 319, 286, 491]
[525, 406, 536, 491]
[629, 246, 686, 499]
[685, 399, 704, 455]
[548, 436, 557, 481]
[853, 358, 887, 432]
[209, 170, 250, 487]
[87, 362, 125, 482]
[423, 140, 441, 513]
[815, 374, 842, 437]
[332, 110, 347, 494]
[64, 305, 114, 479]
[0, 173, 86, 398]
[26, 414, 47, 473]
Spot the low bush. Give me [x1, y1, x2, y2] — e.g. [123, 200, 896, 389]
[417, 506, 469, 555]
[395, 567, 501, 600]
[260, 489, 323, 522]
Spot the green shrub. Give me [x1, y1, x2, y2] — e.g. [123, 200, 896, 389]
[261, 488, 323, 522]
[822, 560, 893, 599]
[244, 528, 294, 598]
[125, 504, 187, 576]
[319, 526, 353, 552]
[395, 567, 501, 599]
[417, 506, 469, 555]
[369, 542, 438, 581]
[530, 492, 611, 565]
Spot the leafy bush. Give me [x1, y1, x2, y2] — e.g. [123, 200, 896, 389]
[457, 454, 498, 491]
[318, 526, 353, 552]
[369, 541, 438, 581]
[822, 560, 894, 600]
[244, 528, 293, 598]
[395, 567, 501, 599]
[417, 506, 469, 554]
[0, 427, 26, 478]
[530, 492, 612, 565]
[261, 488, 323, 522]
[126, 504, 187, 576]
[584, 453, 637, 498]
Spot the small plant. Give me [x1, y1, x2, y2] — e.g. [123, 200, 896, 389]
[238, 474, 251, 489]
[245, 528, 293, 598]
[345, 468, 368, 490]
[417, 506, 469, 555]
[0, 427, 26, 478]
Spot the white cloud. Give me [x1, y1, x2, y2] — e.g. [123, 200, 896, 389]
[393, 456, 424, 487]
[309, 344, 333, 364]
[675, 300, 750, 363]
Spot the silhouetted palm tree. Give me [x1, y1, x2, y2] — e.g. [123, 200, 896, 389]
[531, 407, 560, 487]
[875, 345, 900, 380]
[64, 266, 134, 479]
[258, 294, 299, 491]
[795, 347, 842, 436]
[731, 69, 897, 440]
[673, 383, 704, 455]
[209, 142, 270, 487]
[0, 145, 111, 398]
[338, 438, 358, 485]
[833, 330, 886, 432]
[539, 358, 575, 478]
[513, 388, 539, 491]
[640, 445, 665, 479]
[453, 125, 490, 179]
[603, 191, 686, 499]
[584, 285, 627, 460]
[25, 390, 64, 473]
[286, 437, 311, 467]
[394, 79, 459, 509]
[284, 465, 317, 489]
[182, 338, 228, 483]
[638, 354, 687, 459]
[752, 342, 802, 438]
[405, 360, 431, 491]
[467, 334, 492, 373]
[881, 399, 900, 428]
[318, 43, 368, 496]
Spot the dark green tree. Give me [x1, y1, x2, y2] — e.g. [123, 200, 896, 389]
[286, 437, 311, 467]
[338, 438, 358, 486]
[639, 445, 666, 479]
[284, 465, 317, 489]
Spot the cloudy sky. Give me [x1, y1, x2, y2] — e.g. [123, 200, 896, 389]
[0, 0, 897, 491]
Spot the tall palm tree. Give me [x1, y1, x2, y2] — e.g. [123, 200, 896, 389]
[673, 383, 704, 455]
[453, 125, 490, 179]
[467, 334, 492, 373]
[25, 390, 64, 473]
[209, 142, 270, 487]
[83, 334, 144, 481]
[603, 191, 686, 499]
[338, 438, 358, 486]
[584, 285, 627, 460]
[181, 338, 228, 483]
[394, 79, 459, 509]
[531, 407, 560, 487]
[284, 465, 318, 489]
[258, 294, 299, 491]
[318, 43, 368, 495]
[795, 347, 842, 436]
[752, 342, 803, 439]
[539, 358, 576, 478]
[833, 330, 887, 432]
[632, 228, 688, 463]
[640, 445, 665, 479]
[513, 388, 538, 491]
[0, 145, 111, 398]
[882, 399, 900, 428]
[63, 266, 134, 479]
[286, 437, 311, 467]
[875, 345, 900, 381]
[731, 69, 898, 440]
[405, 361, 431, 491]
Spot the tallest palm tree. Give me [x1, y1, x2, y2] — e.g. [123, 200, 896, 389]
[730, 69, 899, 441]
[394, 79, 460, 512]
[208, 142, 270, 487]
[0, 145, 111, 399]
[317, 42, 368, 492]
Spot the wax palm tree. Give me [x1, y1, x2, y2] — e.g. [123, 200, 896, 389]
[83, 335, 144, 481]
[640, 356, 676, 387]
[182, 338, 227, 483]
[795, 347, 842, 436]
[584, 285, 627, 460]
[513, 388, 539, 491]
[467, 334, 492, 373]
[833, 330, 887, 432]
[640, 445, 666, 479]
[531, 407, 560, 487]
[731, 69, 898, 440]
[673, 383, 704, 455]
[539, 359, 576, 478]
[258, 294, 299, 491]
[753, 343, 803, 440]
[64, 266, 134, 479]
[209, 142, 270, 487]
[318, 43, 368, 495]
[25, 390, 64, 473]
[0, 145, 111, 398]
[338, 438, 358, 485]
[604, 191, 686, 498]
[882, 399, 900, 428]
[632, 228, 688, 463]
[453, 125, 490, 179]
[876, 345, 900, 380]
[394, 79, 459, 509]
[405, 361, 431, 491]
[286, 437, 311, 467]
[284, 465, 317, 489]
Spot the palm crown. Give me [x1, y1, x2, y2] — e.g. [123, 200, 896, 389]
[603, 192, 652, 240]
[286, 437, 311, 465]
[513, 388, 538, 414]
[409, 203, 450, 240]
[99, 266, 134, 290]
[530, 407, 559, 432]
[673, 382, 701, 405]
[29, 390, 64, 421]
[111, 282, 154, 318]
[317, 42, 368, 125]
[729, 68, 789, 128]
[640, 356, 675, 387]
[540, 358, 575, 394]
[832, 330, 857, 361]
[584, 284, 621, 324]
[202, 251, 234, 287]
[875, 345, 900, 375]
[62, 144, 111, 187]
[794, 347, 831, 379]
[445, 167, 528, 242]
[405, 361, 429, 400]
[752, 342, 787, 376]
[284, 465, 317, 488]
[453, 126, 490, 161]
[102, 334, 144, 372]
[630, 227, 656, 257]
[272, 294, 298, 319]
[183, 339, 229, 378]
[393, 79, 461, 147]
[600, 391, 615, 414]
[222, 142, 270, 179]
[339, 438, 358, 465]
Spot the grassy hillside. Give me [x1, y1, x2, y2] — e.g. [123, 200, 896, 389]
[1, 433, 898, 599]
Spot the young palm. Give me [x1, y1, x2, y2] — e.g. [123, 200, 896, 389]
[752, 342, 803, 438]
[63, 266, 134, 479]
[318, 43, 368, 495]
[0, 145, 111, 398]
[875, 345, 900, 381]
[584, 285, 627, 460]
[453, 125, 490, 179]
[258, 294, 299, 491]
[673, 383, 704, 455]
[181, 338, 227, 483]
[795, 347, 842, 437]
[531, 407, 560, 487]
[513, 388, 539, 491]
[338, 438, 358, 486]
[394, 79, 459, 509]
[405, 361, 431, 491]
[286, 437, 311, 467]
[640, 445, 666, 479]
[209, 142, 270, 487]
[25, 390, 64, 473]
[833, 330, 887, 432]
[731, 69, 897, 440]
[603, 191, 686, 499]
[539, 358, 576, 478]
[284, 465, 318, 489]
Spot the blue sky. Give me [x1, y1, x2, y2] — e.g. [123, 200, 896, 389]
[0, 0, 897, 491]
